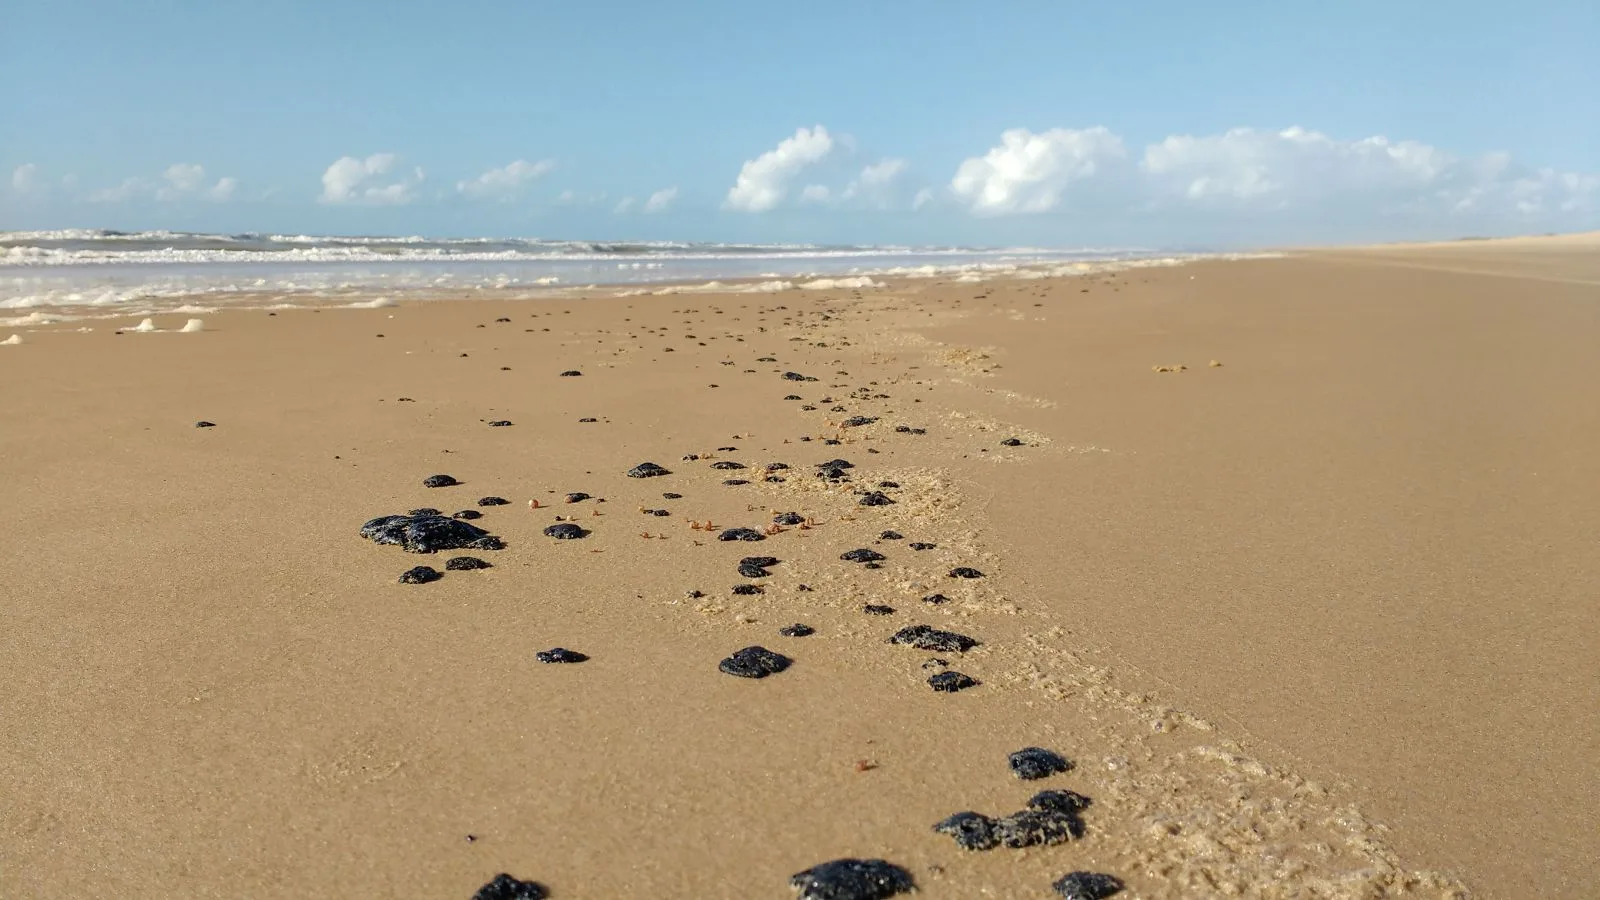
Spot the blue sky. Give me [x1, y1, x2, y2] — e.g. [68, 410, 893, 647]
[2, 0, 1597, 246]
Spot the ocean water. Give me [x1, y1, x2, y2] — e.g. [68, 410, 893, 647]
[0, 229, 1168, 319]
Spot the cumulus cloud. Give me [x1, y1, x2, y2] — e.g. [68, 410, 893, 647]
[614, 196, 636, 214]
[841, 158, 908, 207]
[456, 159, 555, 200]
[951, 127, 1127, 215]
[725, 125, 835, 211]
[948, 125, 1600, 229]
[320, 153, 422, 205]
[912, 187, 936, 211]
[798, 184, 832, 204]
[643, 186, 678, 213]
[89, 163, 238, 203]
[11, 163, 40, 194]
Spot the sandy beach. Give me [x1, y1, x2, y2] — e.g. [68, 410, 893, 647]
[3, 236, 1597, 898]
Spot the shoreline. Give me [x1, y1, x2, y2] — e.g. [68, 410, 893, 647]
[5, 235, 1597, 896]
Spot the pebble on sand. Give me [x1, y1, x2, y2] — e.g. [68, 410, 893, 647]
[788, 858, 914, 900]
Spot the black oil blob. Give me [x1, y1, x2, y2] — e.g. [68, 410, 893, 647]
[1052, 872, 1124, 900]
[773, 512, 805, 526]
[543, 523, 588, 540]
[879, 530, 903, 540]
[478, 497, 510, 506]
[909, 542, 935, 551]
[738, 563, 771, 579]
[488, 420, 513, 427]
[731, 584, 764, 595]
[445, 556, 491, 571]
[453, 510, 483, 520]
[921, 593, 950, 605]
[842, 416, 878, 427]
[779, 624, 815, 637]
[627, 462, 671, 478]
[711, 461, 747, 470]
[409, 508, 442, 517]
[862, 604, 896, 616]
[948, 567, 985, 579]
[788, 859, 914, 900]
[719, 646, 791, 678]
[422, 474, 460, 488]
[858, 492, 895, 506]
[471, 873, 548, 900]
[841, 549, 886, 563]
[888, 624, 979, 653]
[194, 420, 216, 428]
[559, 370, 582, 377]
[928, 671, 978, 692]
[361, 514, 503, 553]
[565, 492, 592, 503]
[1001, 437, 1024, 447]
[398, 566, 442, 584]
[663, 492, 683, 500]
[723, 479, 750, 486]
[1028, 790, 1093, 815]
[1008, 747, 1072, 780]
[718, 527, 766, 542]
[578, 417, 598, 422]
[535, 648, 588, 664]
[932, 811, 1000, 851]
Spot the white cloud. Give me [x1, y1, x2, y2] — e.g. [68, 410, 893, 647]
[319, 153, 421, 205]
[643, 186, 678, 213]
[949, 125, 1599, 230]
[208, 177, 238, 202]
[89, 163, 237, 204]
[841, 158, 908, 208]
[11, 163, 40, 194]
[912, 187, 936, 211]
[951, 127, 1127, 215]
[456, 159, 555, 200]
[614, 196, 636, 214]
[798, 184, 832, 204]
[725, 125, 835, 212]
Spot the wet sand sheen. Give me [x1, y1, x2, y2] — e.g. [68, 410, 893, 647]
[2, 236, 1594, 897]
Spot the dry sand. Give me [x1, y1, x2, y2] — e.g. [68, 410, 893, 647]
[2, 235, 1596, 898]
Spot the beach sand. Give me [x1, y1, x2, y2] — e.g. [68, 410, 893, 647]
[2, 236, 1596, 898]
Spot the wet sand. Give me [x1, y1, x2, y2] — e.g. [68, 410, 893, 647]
[2, 237, 1595, 898]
